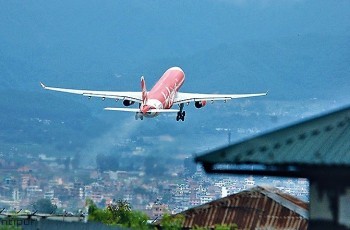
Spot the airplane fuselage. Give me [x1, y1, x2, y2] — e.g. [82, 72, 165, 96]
[140, 67, 185, 118]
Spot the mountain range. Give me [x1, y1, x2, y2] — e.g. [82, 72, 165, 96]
[0, 1, 349, 162]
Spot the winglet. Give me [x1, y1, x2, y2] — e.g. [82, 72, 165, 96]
[40, 82, 46, 89]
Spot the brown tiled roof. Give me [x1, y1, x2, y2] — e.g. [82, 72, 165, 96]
[176, 186, 308, 230]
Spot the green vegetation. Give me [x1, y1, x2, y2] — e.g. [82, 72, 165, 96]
[32, 198, 57, 214]
[87, 199, 238, 230]
[87, 199, 150, 229]
[159, 213, 185, 230]
[0, 226, 21, 230]
[193, 224, 238, 230]
[88, 199, 185, 229]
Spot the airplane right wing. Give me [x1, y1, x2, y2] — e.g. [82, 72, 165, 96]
[173, 91, 268, 104]
[40, 82, 142, 103]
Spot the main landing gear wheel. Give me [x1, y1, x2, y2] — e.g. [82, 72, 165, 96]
[176, 112, 185, 121]
[176, 103, 185, 121]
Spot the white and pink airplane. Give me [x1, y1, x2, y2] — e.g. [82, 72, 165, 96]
[40, 67, 267, 121]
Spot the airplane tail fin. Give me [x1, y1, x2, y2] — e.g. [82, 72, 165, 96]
[141, 76, 147, 104]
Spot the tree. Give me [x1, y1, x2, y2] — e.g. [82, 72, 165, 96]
[87, 199, 150, 229]
[160, 213, 185, 230]
[128, 211, 150, 230]
[32, 198, 57, 214]
[106, 199, 131, 225]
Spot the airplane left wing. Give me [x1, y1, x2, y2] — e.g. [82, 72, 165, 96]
[40, 83, 142, 103]
[173, 91, 268, 104]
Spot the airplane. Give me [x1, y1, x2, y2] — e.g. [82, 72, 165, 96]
[40, 67, 268, 121]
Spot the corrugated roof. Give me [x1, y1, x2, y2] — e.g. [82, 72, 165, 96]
[174, 186, 308, 230]
[195, 105, 350, 167]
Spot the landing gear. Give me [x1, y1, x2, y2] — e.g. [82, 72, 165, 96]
[176, 111, 185, 121]
[176, 103, 185, 121]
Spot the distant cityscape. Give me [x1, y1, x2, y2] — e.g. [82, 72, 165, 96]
[0, 150, 309, 219]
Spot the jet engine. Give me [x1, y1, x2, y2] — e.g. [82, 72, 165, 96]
[195, 101, 207, 109]
[123, 100, 135, 106]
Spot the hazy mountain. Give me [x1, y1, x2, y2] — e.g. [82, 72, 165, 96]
[0, 0, 349, 159]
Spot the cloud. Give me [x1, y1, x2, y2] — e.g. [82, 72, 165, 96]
[158, 135, 175, 142]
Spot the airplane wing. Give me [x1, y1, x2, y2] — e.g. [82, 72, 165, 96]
[173, 91, 268, 104]
[40, 82, 142, 103]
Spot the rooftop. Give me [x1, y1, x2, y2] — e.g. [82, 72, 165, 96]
[174, 186, 308, 229]
[195, 105, 350, 179]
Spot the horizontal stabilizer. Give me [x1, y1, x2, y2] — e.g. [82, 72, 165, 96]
[104, 108, 179, 113]
[104, 108, 140, 112]
[149, 109, 180, 113]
